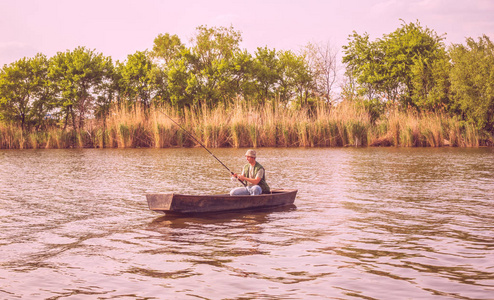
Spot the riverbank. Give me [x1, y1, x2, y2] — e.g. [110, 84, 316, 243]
[0, 102, 492, 149]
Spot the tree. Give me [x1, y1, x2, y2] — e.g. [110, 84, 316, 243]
[0, 54, 53, 130]
[29, 54, 57, 130]
[252, 47, 280, 104]
[117, 51, 160, 107]
[303, 41, 338, 103]
[229, 50, 255, 101]
[410, 49, 450, 110]
[166, 48, 198, 108]
[342, 32, 384, 101]
[190, 25, 243, 106]
[94, 58, 118, 121]
[49, 47, 113, 130]
[151, 33, 184, 66]
[343, 20, 448, 109]
[382, 20, 448, 108]
[193, 25, 241, 65]
[450, 35, 494, 133]
[278, 50, 313, 106]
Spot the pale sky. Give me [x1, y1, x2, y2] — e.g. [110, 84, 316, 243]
[1, 0, 494, 67]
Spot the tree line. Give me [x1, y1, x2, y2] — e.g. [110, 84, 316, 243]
[343, 20, 494, 134]
[0, 25, 337, 133]
[1, 21, 493, 136]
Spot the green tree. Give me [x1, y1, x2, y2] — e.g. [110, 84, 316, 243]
[94, 58, 118, 120]
[0, 54, 53, 130]
[29, 54, 57, 130]
[343, 20, 448, 109]
[342, 32, 383, 100]
[278, 50, 313, 106]
[193, 25, 241, 66]
[410, 49, 450, 110]
[190, 25, 243, 106]
[49, 47, 113, 130]
[383, 21, 448, 108]
[117, 51, 160, 107]
[252, 47, 280, 104]
[230, 50, 255, 101]
[450, 35, 494, 133]
[166, 48, 198, 108]
[151, 25, 316, 108]
[151, 33, 184, 66]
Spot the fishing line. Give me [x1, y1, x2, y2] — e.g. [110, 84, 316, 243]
[156, 108, 247, 188]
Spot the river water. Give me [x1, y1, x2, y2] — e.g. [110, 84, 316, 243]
[0, 147, 493, 299]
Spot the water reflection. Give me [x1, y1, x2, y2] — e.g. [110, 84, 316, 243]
[145, 205, 297, 260]
[147, 204, 297, 228]
[1, 147, 493, 299]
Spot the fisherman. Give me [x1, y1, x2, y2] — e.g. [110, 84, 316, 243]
[230, 149, 270, 196]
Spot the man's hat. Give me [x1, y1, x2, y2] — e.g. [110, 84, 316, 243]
[245, 149, 256, 157]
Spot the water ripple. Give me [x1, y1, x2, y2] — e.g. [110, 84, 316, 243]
[1, 148, 493, 299]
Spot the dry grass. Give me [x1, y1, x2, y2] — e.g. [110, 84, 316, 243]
[0, 100, 491, 149]
[368, 108, 487, 147]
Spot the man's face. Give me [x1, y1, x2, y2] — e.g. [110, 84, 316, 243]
[246, 156, 255, 164]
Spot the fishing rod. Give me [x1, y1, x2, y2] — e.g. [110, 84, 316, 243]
[156, 108, 247, 187]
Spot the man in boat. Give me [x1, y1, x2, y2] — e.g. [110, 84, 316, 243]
[230, 149, 271, 196]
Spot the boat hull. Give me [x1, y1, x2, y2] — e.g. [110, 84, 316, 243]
[146, 189, 297, 213]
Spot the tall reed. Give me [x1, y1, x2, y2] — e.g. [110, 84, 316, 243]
[368, 108, 489, 147]
[0, 100, 491, 149]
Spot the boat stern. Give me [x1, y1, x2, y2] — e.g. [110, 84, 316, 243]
[146, 194, 174, 212]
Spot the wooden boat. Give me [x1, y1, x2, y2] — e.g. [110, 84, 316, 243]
[146, 189, 297, 214]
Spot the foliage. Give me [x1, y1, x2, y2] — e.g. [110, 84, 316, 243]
[116, 51, 163, 107]
[49, 46, 113, 130]
[449, 35, 494, 133]
[189, 25, 243, 106]
[278, 50, 313, 106]
[165, 48, 198, 107]
[0, 54, 55, 130]
[0, 22, 493, 145]
[151, 33, 184, 66]
[251, 47, 280, 103]
[149, 25, 318, 108]
[343, 20, 449, 109]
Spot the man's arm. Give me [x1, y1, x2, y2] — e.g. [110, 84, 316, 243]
[238, 169, 262, 185]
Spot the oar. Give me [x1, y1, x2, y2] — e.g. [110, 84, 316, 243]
[156, 108, 247, 187]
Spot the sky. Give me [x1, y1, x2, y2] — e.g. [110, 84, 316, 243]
[1, 0, 494, 67]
